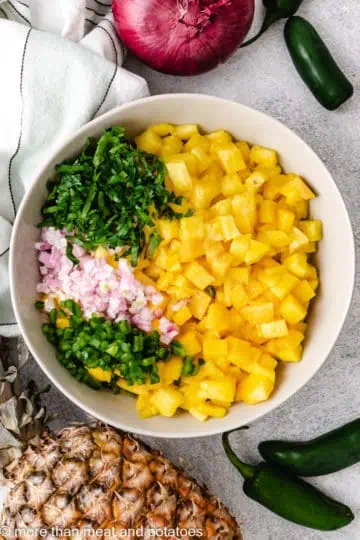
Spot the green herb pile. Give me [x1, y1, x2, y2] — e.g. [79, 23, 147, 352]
[39, 300, 200, 390]
[39, 126, 187, 266]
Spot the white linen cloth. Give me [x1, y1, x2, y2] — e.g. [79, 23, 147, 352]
[0, 0, 149, 336]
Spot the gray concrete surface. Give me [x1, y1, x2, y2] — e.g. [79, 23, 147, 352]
[11, 0, 360, 538]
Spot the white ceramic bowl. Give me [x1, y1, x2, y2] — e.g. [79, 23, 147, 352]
[10, 94, 355, 438]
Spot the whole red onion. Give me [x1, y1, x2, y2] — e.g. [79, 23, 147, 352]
[112, 0, 255, 76]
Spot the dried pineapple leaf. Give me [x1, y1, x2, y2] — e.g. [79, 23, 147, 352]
[16, 336, 30, 370]
[0, 397, 20, 435]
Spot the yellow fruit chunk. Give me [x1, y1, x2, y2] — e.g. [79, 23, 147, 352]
[178, 330, 202, 356]
[277, 207, 295, 232]
[179, 240, 205, 263]
[189, 291, 212, 320]
[87, 367, 111, 383]
[245, 170, 268, 189]
[162, 357, 183, 385]
[205, 219, 224, 242]
[150, 388, 183, 417]
[180, 215, 205, 241]
[288, 176, 315, 200]
[203, 303, 231, 335]
[280, 294, 307, 324]
[244, 240, 270, 265]
[184, 262, 215, 290]
[227, 336, 252, 370]
[151, 123, 175, 136]
[259, 320, 288, 339]
[209, 252, 234, 280]
[298, 220, 323, 241]
[289, 227, 309, 253]
[275, 329, 304, 350]
[228, 282, 249, 310]
[156, 272, 175, 291]
[206, 130, 232, 145]
[184, 133, 210, 152]
[229, 235, 251, 263]
[259, 200, 277, 224]
[263, 230, 290, 248]
[197, 402, 227, 418]
[191, 181, 221, 209]
[172, 306, 192, 326]
[232, 192, 257, 233]
[135, 129, 162, 154]
[161, 135, 183, 157]
[242, 302, 274, 323]
[270, 273, 299, 300]
[250, 145, 278, 167]
[237, 373, 274, 404]
[211, 198, 232, 216]
[229, 267, 251, 285]
[166, 161, 193, 193]
[134, 270, 156, 288]
[117, 380, 150, 395]
[216, 215, 239, 241]
[191, 147, 211, 173]
[199, 377, 236, 403]
[276, 344, 303, 362]
[56, 317, 70, 329]
[283, 253, 308, 278]
[174, 124, 199, 140]
[158, 219, 179, 244]
[293, 280, 316, 304]
[221, 173, 243, 196]
[203, 338, 228, 364]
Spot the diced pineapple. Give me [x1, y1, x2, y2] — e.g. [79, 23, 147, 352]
[117, 380, 150, 395]
[251, 353, 277, 381]
[235, 140, 251, 162]
[205, 219, 224, 242]
[87, 367, 111, 383]
[277, 207, 295, 233]
[245, 170, 268, 189]
[156, 271, 175, 291]
[242, 302, 274, 324]
[259, 200, 277, 224]
[150, 388, 184, 417]
[229, 235, 251, 263]
[270, 273, 299, 300]
[276, 344, 303, 362]
[229, 267, 251, 285]
[288, 227, 309, 253]
[263, 175, 288, 200]
[174, 124, 199, 140]
[203, 338, 228, 365]
[211, 198, 232, 216]
[227, 336, 253, 370]
[244, 240, 270, 265]
[259, 320, 288, 339]
[162, 357, 183, 385]
[173, 306, 192, 326]
[293, 280, 316, 304]
[184, 262, 214, 290]
[180, 215, 205, 241]
[283, 253, 308, 278]
[280, 294, 307, 324]
[230, 282, 249, 310]
[275, 329, 304, 350]
[288, 176, 315, 200]
[232, 192, 257, 233]
[134, 270, 156, 288]
[184, 133, 210, 152]
[221, 173, 243, 196]
[166, 161, 192, 193]
[237, 373, 274, 404]
[178, 330, 202, 355]
[161, 135, 183, 157]
[158, 219, 179, 244]
[191, 181, 221, 209]
[246, 279, 266, 300]
[189, 291, 212, 320]
[204, 303, 231, 335]
[191, 147, 211, 173]
[206, 130, 232, 145]
[151, 123, 175, 136]
[217, 215, 240, 241]
[250, 145, 278, 167]
[196, 402, 227, 418]
[198, 377, 236, 403]
[263, 230, 290, 248]
[179, 240, 205, 263]
[135, 129, 162, 154]
[209, 252, 234, 280]
[298, 220, 323, 241]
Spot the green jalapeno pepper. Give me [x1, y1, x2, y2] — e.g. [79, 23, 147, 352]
[284, 16, 354, 110]
[259, 418, 360, 477]
[241, 0, 304, 47]
[223, 430, 354, 531]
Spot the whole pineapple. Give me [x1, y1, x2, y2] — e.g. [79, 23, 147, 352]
[0, 342, 241, 540]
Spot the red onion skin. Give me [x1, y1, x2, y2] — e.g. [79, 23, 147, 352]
[112, 0, 255, 76]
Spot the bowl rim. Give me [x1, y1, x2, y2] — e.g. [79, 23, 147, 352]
[10, 93, 356, 438]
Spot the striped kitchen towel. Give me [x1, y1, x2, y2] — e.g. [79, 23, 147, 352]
[0, 0, 149, 337]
